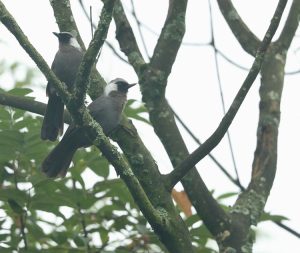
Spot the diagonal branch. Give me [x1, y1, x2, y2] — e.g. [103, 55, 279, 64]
[150, 0, 187, 76]
[78, 0, 129, 64]
[276, 0, 300, 50]
[208, 0, 240, 185]
[129, 0, 150, 60]
[165, 0, 288, 190]
[216, 0, 260, 56]
[112, 0, 145, 74]
[71, 0, 115, 112]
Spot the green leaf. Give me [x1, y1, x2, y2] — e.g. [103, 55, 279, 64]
[73, 147, 109, 178]
[73, 235, 85, 247]
[216, 192, 238, 200]
[50, 231, 69, 245]
[186, 214, 201, 227]
[0, 188, 28, 206]
[7, 87, 33, 96]
[26, 221, 46, 240]
[124, 99, 150, 124]
[260, 212, 289, 222]
[99, 227, 109, 244]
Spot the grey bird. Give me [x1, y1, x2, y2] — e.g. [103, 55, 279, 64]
[41, 78, 136, 178]
[41, 32, 83, 141]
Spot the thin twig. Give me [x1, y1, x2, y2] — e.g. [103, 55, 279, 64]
[90, 5, 93, 38]
[13, 164, 28, 250]
[208, 0, 241, 186]
[130, 0, 150, 60]
[72, 179, 91, 252]
[78, 0, 128, 64]
[72, 0, 115, 109]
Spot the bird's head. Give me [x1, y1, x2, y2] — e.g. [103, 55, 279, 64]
[104, 78, 137, 96]
[53, 32, 81, 50]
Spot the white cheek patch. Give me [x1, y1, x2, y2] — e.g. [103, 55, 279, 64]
[104, 82, 118, 96]
[70, 37, 81, 51]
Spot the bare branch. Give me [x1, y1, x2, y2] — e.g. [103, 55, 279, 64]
[166, 0, 288, 189]
[112, 0, 145, 73]
[150, 0, 187, 75]
[130, 0, 150, 60]
[216, 0, 260, 56]
[71, 0, 115, 113]
[208, 0, 240, 184]
[276, 0, 300, 49]
[78, 0, 129, 64]
[172, 108, 245, 190]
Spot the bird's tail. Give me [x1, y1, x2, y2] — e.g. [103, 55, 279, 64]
[41, 139, 77, 178]
[41, 94, 64, 141]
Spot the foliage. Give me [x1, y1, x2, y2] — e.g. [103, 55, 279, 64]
[0, 89, 163, 252]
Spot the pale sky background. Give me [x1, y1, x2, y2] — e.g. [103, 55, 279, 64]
[0, 0, 300, 252]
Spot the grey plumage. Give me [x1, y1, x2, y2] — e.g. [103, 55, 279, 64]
[41, 79, 136, 178]
[41, 32, 83, 141]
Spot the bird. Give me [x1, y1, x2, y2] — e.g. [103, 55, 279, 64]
[41, 78, 136, 178]
[41, 32, 83, 141]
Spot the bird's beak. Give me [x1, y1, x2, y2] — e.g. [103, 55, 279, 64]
[52, 32, 59, 38]
[128, 83, 137, 89]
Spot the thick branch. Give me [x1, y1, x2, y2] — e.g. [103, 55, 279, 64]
[0, 92, 74, 125]
[113, 0, 145, 74]
[166, 0, 288, 189]
[224, 45, 287, 252]
[276, 0, 300, 49]
[150, 0, 187, 76]
[216, 0, 260, 56]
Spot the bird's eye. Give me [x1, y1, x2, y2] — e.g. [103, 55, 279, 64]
[116, 81, 129, 92]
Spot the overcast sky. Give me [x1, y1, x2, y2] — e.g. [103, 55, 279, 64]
[0, 0, 300, 252]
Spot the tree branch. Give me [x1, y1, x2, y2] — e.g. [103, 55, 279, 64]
[165, 0, 288, 189]
[276, 0, 300, 50]
[150, 0, 187, 76]
[216, 0, 260, 56]
[71, 0, 115, 112]
[112, 0, 145, 74]
[78, 0, 129, 64]
[129, 0, 150, 60]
